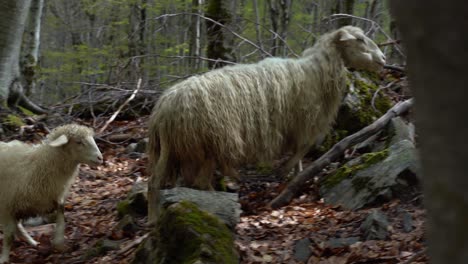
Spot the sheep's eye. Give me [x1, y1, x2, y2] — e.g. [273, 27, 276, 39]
[76, 140, 84, 145]
[357, 38, 365, 43]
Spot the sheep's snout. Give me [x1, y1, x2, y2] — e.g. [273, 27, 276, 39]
[83, 136, 103, 166]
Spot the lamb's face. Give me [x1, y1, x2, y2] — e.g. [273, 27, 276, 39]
[49, 134, 103, 166]
[336, 26, 386, 72]
[72, 135, 103, 166]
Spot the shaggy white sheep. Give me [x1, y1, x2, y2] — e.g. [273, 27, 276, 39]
[147, 26, 386, 220]
[0, 124, 103, 263]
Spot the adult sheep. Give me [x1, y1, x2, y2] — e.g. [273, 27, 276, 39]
[0, 124, 103, 264]
[147, 26, 385, 215]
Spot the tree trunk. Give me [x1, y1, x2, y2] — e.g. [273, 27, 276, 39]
[390, 1, 468, 263]
[0, 0, 45, 113]
[206, 0, 232, 68]
[22, 0, 44, 96]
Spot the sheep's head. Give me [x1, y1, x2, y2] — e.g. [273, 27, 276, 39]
[46, 124, 103, 166]
[335, 26, 386, 72]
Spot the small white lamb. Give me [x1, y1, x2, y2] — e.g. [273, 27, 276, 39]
[0, 124, 103, 263]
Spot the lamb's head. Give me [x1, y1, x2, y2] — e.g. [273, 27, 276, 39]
[334, 26, 386, 72]
[46, 124, 103, 166]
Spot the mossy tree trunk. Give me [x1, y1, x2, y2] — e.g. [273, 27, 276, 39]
[391, 1, 468, 263]
[0, 0, 46, 114]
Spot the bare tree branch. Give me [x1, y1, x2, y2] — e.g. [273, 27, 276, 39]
[98, 78, 142, 134]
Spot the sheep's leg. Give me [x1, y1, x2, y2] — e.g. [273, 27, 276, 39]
[17, 222, 38, 246]
[0, 219, 17, 264]
[277, 146, 310, 178]
[52, 204, 66, 251]
[193, 159, 216, 191]
[294, 160, 303, 175]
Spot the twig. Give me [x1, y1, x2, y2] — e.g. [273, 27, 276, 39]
[269, 98, 414, 209]
[371, 81, 397, 112]
[384, 64, 406, 72]
[98, 78, 142, 134]
[400, 249, 426, 264]
[379, 40, 401, 47]
[152, 13, 273, 57]
[118, 233, 149, 256]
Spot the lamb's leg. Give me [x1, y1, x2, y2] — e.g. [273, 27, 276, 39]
[17, 222, 38, 246]
[52, 204, 66, 251]
[0, 219, 17, 264]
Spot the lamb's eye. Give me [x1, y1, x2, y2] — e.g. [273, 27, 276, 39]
[76, 140, 84, 145]
[357, 38, 365, 43]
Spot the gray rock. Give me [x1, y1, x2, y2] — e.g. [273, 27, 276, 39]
[293, 238, 312, 262]
[160, 187, 241, 228]
[360, 210, 390, 240]
[135, 138, 148, 153]
[325, 237, 360, 248]
[126, 143, 138, 153]
[321, 140, 419, 210]
[402, 211, 414, 233]
[388, 117, 415, 146]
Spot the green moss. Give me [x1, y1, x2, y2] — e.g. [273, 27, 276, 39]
[323, 149, 389, 191]
[18, 106, 35, 116]
[256, 162, 273, 175]
[337, 72, 393, 134]
[116, 200, 130, 218]
[156, 201, 237, 264]
[323, 166, 354, 190]
[4, 114, 24, 127]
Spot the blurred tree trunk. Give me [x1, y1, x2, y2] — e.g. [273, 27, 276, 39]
[21, 0, 44, 96]
[206, 0, 232, 68]
[189, 0, 204, 70]
[128, 0, 147, 80]
[0, 0, 45, 113]
[390, 1, 468, 263]
[267, 0, 292, 56]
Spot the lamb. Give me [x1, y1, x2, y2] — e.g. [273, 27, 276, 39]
[147, 26, 385, 219]
[0, 124, 103, 263]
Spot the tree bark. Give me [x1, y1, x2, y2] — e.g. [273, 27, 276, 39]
[206, 0, 232, 68]
[390, 2, 468, 263]
[0, 0, 32, 101]
[22, 0, 44, 96]
[0, 0, 45, 113]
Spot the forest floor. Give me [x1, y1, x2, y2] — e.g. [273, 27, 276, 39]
[0, 117, 427, 264]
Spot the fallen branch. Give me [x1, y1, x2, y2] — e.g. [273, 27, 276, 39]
[98, 78, 142, 134]
[118, 233, 149, 256]
[269, 98, 414, 209]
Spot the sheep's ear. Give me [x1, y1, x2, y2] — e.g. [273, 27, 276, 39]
[338, 30, 356, 41]
[49, 135, 69, 147]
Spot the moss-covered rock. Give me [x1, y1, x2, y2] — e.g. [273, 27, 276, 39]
[322, 149, 389, 191]
[311, 71, 393, 157]
[132, 201, 238, 264]
[116, 190, 148, 218]
[337, 71, 393, 134]
[320, 140, 419, 210]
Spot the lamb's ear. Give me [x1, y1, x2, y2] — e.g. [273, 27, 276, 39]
[338, 30, 356, 41]
[48, 135, 69, 147]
